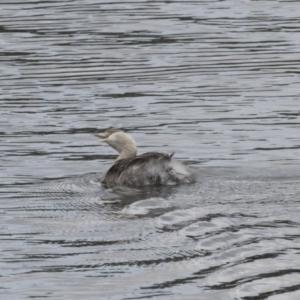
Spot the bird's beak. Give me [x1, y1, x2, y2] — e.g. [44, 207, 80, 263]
[94, 133, 107, 142]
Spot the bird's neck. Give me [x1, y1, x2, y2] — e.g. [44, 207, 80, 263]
[115, 144, 137, 161]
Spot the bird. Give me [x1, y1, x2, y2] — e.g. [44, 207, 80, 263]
[96, 128, 195, 188]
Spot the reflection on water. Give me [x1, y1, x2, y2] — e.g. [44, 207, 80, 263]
[1, 0, 300, 299]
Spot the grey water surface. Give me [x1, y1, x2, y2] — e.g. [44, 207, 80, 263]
[1, 0, 300, 299]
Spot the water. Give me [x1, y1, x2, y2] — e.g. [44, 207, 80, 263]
[1, 0, 300, 299]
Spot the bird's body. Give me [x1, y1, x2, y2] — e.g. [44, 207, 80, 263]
[97, 128, 195, 188]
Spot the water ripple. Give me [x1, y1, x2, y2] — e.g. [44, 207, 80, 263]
[2, 0, 300, 299]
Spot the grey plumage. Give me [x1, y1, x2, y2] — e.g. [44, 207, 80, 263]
[97, 128, 195, 188]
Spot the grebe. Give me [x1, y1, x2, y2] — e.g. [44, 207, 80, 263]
[97, 128, 195, 188]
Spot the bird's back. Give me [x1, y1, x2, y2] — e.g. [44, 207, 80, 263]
[104, 152, 195, 187]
